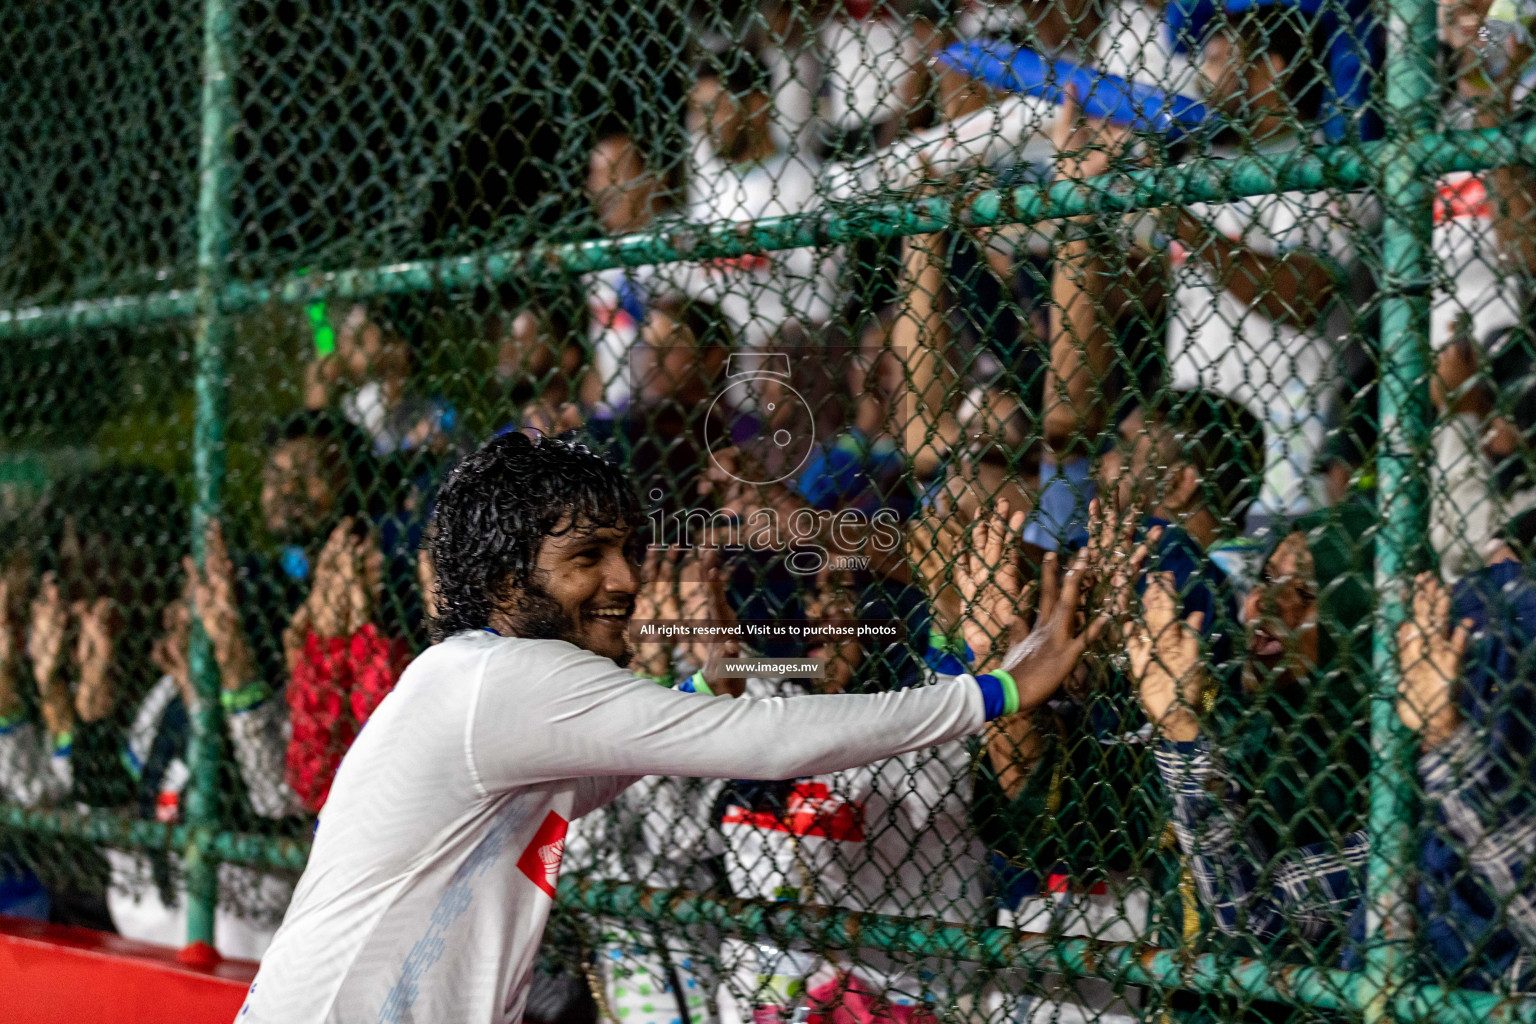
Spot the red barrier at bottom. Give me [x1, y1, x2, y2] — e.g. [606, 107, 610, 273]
[0, 915, 257, 1024]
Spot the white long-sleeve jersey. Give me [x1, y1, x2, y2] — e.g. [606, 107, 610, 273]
[237, 630, 999, 1024]
[719, 726, 988, 1008]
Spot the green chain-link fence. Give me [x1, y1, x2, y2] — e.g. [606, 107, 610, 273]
[2, 0, 1536, 1022]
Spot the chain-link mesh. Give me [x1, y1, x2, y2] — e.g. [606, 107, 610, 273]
[1, 0, 1534, 1022]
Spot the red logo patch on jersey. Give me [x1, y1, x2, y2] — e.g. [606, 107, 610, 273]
[516, 811, 569, 898]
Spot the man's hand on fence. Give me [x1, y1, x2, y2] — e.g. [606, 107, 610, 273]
[1397, 572, 1470, 750]
[72, 597, 116, 724]
[1127, 572, 1206, 743]
[986, 547, 1115, 711]
[186, 520, 255, 691]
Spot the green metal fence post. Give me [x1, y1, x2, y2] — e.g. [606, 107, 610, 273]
[1364, 0, 1440, 1015]
[183, 0, 238, 954]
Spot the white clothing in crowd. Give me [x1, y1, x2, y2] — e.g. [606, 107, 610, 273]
[1169, 148, 1376, 515]
[1430, 170, 1525, 353]
[953, 0, 1198, 95]
[716, 721, 987, 1022]
[0, 672, 303, 958]
[817, 11, 923, 143]
[566, 772, 728, 1024]
[1431, 411, 1536, 581]
[686, 152, 840, 347]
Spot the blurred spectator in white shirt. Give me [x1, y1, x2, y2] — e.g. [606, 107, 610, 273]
[686, 46, 842, 347]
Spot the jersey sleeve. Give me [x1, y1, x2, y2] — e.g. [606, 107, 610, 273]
[572, 775, 642, 819]
[467, 640, 992, 794]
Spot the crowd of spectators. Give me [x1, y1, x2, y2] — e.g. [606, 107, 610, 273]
[1, 0, 1535, 1022]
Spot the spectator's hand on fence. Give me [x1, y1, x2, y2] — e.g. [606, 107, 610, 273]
[955, 500, 1031, 673]
[72, 597, 116, 723]
[185, 520, 255, 691]
[679, 548, 744, 698]
[1128, 572, 1207, 742]
[1431, 335, 1495, 418]
[1397, 572, 1470, 749]
[152, 592, 195, 706]
[805, 567, 862, 694]
[303, 353, 340, 411]
[28, 573, 73, 740]
[0, 575, 19, 677]
[343, 530, 383, 637]
[520, 401, 584, 439]
[985, 707, 1050, 800]
[1052, 95, 1131, 186]
[632, 547, 681, 680]
[302, 519, 358, 639]
[0, 578, 15, 713]
[908, 510, 964, 629]
[0, 577, 12, 669]
[700, 447, 805, 525]
[1085, 499, 1161, 647]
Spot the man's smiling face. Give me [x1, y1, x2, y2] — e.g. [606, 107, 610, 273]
[499, 518, 642, 665]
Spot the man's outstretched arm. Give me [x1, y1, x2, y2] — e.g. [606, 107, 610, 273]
[470, 641, 1016, 789]
[474, 536, 1111, 791]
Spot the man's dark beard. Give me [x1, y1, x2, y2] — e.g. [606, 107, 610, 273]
[503, 575, 634, 667]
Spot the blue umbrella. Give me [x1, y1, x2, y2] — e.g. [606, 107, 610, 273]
[935, 40, 1213, 144]
[939, 0, 1382, 147]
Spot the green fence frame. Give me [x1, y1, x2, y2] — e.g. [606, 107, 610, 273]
[0, 0, 1518, 1017]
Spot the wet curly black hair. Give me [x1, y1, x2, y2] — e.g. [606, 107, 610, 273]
[427, 431, 643, 642]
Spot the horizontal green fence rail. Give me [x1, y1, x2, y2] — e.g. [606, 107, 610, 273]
[568, 879, 1536, 1024]
[10, 801, 1532, 1023]
[4, 122, 1535, 340]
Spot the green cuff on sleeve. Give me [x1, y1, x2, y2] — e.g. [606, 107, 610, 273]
[991, 668, 1020, 716]
[220, 680, 273, 715]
